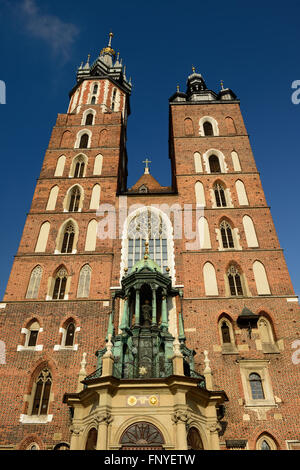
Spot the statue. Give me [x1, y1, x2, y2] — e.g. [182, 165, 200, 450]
[141, 299, 152, 326]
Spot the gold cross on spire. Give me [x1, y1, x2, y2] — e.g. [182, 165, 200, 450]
[143, 158, 152, 174]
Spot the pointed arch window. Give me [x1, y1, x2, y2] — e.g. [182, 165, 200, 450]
[26, 266, 42, 299]
[53, 268, 68, 300]
[203, 121, 214, 136]
[79, 133, 89, 149]
[209, 155, 221, 173]
[65, 322, 75, 347]
[77, 264, 92, 298]
[220, 221, 234, 249]
[249, 373, 265, 400]
[32, 369, 52, 416]
[126, 209, 169, 273]
[61, 223, 75, 253]
[227, 265, 243, 296]
[111, 88, 117, 111]
[93, 84, 98, 94]
[214, 183, 227, 207]
[74, 157, 85, 178]
[221, 321, 231, 344]
[91, 96, 96, 105]
[68, 187, 81, 212]
[85, 113, 94, 126]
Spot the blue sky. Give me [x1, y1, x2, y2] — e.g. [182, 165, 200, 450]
[0, 0, 299, 298]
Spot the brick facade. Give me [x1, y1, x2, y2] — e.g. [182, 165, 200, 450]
[0, 46, 299, 450]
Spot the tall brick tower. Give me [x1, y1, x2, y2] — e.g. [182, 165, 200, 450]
[0, 35, 299, 451]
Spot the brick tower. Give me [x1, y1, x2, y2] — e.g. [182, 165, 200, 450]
[0, 35, 299, 451]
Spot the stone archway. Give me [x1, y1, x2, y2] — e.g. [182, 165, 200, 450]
[85, 428, 98, 450]
[187, 427, 204, 450]
[120, 422, 164, 450]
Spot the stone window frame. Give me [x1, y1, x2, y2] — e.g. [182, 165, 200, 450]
[26, 265, 43, 299]
[218, 315, 238, 354]
[203, 148, 228, 174]
[54, 219, 79, 255]
[216, 219, 242, 252]
[88, 81, 100, 105]
[256, 433, 278, 450]
[54, 319, 80, 351]
[199, 116, 219, 137]
[239, 359, 276, 408]
[20, 368, 54, 425]
[225, 263, 250, 297]
[210, 181, 234, 209]
[17, 320, 44, 352]
[74, 129, 92, 149]
[63, 184, 84, 213]
[81, 108, 96, 126]
[46, 265, 71, 301]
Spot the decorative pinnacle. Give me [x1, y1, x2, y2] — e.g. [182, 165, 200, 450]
[192, 65, 195, 73]
[108, 32, 114, 47]
[220, 80, 224, 90]
[177, 84, 180, 92]
[144, 241, 149, 259]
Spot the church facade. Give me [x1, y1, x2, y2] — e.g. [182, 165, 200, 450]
[0, 34, 299, 451]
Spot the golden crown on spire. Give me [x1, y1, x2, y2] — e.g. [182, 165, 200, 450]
[100, 32, 116, 57]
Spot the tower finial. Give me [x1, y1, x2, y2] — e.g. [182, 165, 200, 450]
[220, 80, 224, 90]
[108, 32, 114, 47]
[177, 84, 180, 92]
[192, 65, 195, 73]
[143, 158, 151, 174]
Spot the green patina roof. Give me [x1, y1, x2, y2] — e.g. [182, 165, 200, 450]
[132, 255, 162, 273]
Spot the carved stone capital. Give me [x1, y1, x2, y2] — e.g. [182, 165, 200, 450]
[97, 412, 113, 425]
[69, 425, 84, 436]
[172, 410, 192, 425]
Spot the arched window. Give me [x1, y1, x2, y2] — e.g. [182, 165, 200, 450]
[26, 321, 40, 347]
[61, 223, 75, 253]
[220, 221, 234, 249]
[227, 265, 243, 296]
[231, 151, 241, 171]
[253, 261, 271, 295]
[60, 130, 72, 148]
[65, 322, 75, 347]
[184, 118, 194, 136]
[209, 155, 221, 173]
[225, 116, 237, 134]
[194, 152, 202, 173]
[68, 186, 81, 212]
[31, 369, 52, 416]
[125, 209, 170, 273]
[46, 186, 59, 211]
[26, 266, 42, 299]
[198, 217, 211, 249]
[243, 215, 258, 247]
[187, 427, 204, 450]
[195, 181, 206, 206]
[77, 264, 92, 298]
[79, 133, 89, 149]
[203, 262, 218, 296]
[52, 267, 68, 300]
[90, 184, 101, 210]
[214, 183, 227, 207]
[91, 96, 96, 104]
[256, 434, 277, 450]
[54, 155, 66, 177]
[249, 373, 265, 400]
[235, 180, 249, 205]
[111, 88, 117, 111]
[85, 428, 98, 450]
[93, 154, 103, 175]
[85, 220, 98, 252]
[73, 156, 86, 178]
[203, 121, 214, 136]
[85, 113, 94, 126]
[93, 84, 98, 94]
[35, 222, 50, 253]
[221, 321, 231, 344]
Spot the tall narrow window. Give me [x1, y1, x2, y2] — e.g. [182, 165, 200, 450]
[52, 268, 68, 300]
[79, 133, 89, 149]
[220, 221, 234, 249]
[221, 321, 231, 344]
[26, 266, 42, 299]
[77, 264, 92, 298]
[91, 96, 96, 104]
[93, 84, 98, 94]
[249, 373, 265, 400]
[214, 183, 227, 207]
[111, 88, 117, 111]
[32, 369, 52, 416]
[85, 113, 94, 126]
[203, 121, 214, 136]
[68, 187, 81, 212]
[27, 321, 40, 347]
[61, 223, 75, 253]
[74, 158, 85, 178]
[35, 222, 50, 253]
[209, 155, 221, 173]
[65, 322, 75, 347]
[227, 265, 243, 296]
